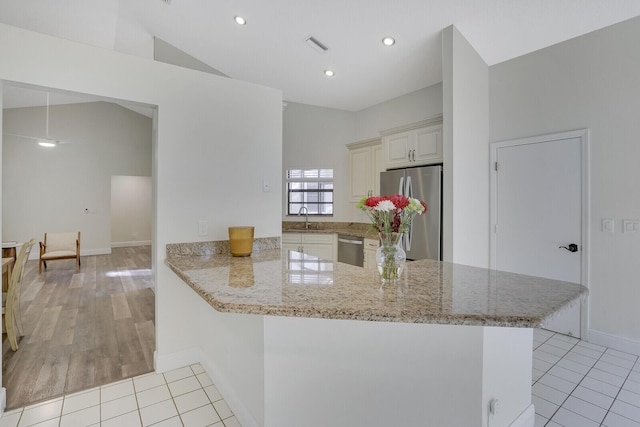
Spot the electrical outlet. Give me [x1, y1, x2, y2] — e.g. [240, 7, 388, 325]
[489, 398, 500, 416]
[198, 220, 208, 236]
[623, 219, 640, 233]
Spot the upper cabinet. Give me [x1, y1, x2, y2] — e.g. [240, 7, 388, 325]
[381, 119, 443, 169]
[346, 137, 383, 202]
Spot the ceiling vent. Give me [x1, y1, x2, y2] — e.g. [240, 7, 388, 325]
[305, 36, 329, 53]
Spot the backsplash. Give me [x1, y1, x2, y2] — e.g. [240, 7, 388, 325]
[166, 236, 280, 257]
[282, 221, 371, 232]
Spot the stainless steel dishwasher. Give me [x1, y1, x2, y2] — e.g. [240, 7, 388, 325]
[337, 235, 364, 267]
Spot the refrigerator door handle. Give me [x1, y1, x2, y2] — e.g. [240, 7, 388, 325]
[405, 176, 413, 251]
[398, 176, 405, 196]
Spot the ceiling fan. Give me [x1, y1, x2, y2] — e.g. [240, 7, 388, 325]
[4, 92, 73, 147]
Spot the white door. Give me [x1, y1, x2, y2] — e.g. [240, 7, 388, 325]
[491, 130, 588, 338]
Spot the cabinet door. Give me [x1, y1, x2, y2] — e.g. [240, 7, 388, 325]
[282, 243, 302, 253]
[372, 144, 384, 197]
[303, 243, 333, 261]
[384, 131, 412, 169]
[349, 147, 372, 202]
[413, 125, 442, 165]
[282, 233, 301, 253]
[364, 249, 377, 270]
[282, 233, 301, 244]
[302, 233, 336, 261]
[363, 238, 379, 270]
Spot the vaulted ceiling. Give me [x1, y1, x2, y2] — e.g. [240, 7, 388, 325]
[2, 0, 640, 111]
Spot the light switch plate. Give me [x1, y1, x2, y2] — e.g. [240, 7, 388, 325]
[602, 218, 614, 233]
[622, 219, 640, 233]
[198, 220, 208, 236]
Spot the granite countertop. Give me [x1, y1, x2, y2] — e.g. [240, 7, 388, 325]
[166, 247, 588, 328]
[282, 221, 378, 239]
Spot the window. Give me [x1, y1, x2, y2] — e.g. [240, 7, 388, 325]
[287, 168, 333, 215]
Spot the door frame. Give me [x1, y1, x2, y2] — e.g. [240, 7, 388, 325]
[490, 129, 590, 338]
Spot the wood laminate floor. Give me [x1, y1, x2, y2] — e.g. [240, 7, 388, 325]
[2, 246, 155, 410]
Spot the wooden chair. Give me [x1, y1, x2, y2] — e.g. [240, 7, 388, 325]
[3, 239, 36, 351]
[39, 232, 81, 274]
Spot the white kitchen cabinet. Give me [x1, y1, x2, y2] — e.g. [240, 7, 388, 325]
[347, 138, 383, 202]
[382, 120, 442, 169]
[363, 237, 380, 270]
[282, 232, 336, 261]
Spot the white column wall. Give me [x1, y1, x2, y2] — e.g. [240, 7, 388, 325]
[264, 317, 484, 427]
[0, 81, 5, 411]
[196, 299, 265, 427]
[442, 26, 490, 268]
[482, 327, 534, 427]
[0, 23, 282, 374]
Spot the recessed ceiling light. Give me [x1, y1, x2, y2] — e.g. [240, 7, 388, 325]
[324, 70, 335, 77]
[234, 16, 246, 25]
[382, 37, 396, 46]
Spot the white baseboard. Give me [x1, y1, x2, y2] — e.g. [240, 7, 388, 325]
[82, 248, 112, 256]
[198, 351, 260, 427]
[154, 348, 259, 427]
[509, 403, 535, 427]
[588, 329, 640, 356]
[111, 241, 151, 248]
[0, 387, 6, 418]
[154, 347, 201, 374]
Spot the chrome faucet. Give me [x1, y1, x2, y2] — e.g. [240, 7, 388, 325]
[297, 206, 310, 229]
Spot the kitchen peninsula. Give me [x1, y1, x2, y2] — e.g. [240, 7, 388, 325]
[166, 241, 587, 427]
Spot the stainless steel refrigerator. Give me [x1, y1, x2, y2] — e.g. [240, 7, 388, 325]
[380, 165, 442, 261]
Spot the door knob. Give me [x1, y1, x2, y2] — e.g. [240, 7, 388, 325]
[559, 243, 578, 252]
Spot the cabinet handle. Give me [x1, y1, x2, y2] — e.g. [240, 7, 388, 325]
[412, 149, 416, 161]
[408, 150, 411, 161]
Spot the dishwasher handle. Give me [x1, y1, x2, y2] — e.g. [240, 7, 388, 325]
[338, 238, 363, 245]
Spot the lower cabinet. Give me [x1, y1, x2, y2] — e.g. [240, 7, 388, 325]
[282, 233, 336, 261]
[363, 237, 380, 270]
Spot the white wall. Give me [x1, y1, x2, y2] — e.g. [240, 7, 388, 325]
[442, 26, 490, 267]
[489, 16, 640, 350]
[282, 102, 355, 222]
[0, 23, 282, 375]
[354, 84, 443, 141]
[111, 175, 152, 246]
[282, 86, 444, 223]
[0, 82, 4, 396]
[2, 102, 151, 254]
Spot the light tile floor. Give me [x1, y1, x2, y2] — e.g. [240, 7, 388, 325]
[0, 364, 242, 427]
[2, 330, 639, 426]
[533, 329, 640, 427]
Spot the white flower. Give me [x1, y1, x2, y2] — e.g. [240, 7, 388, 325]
[374, 200, 396, 212]
[407, 198, 425, 213]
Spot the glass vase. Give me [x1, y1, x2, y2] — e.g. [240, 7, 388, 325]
[375, 232, 406, 283]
